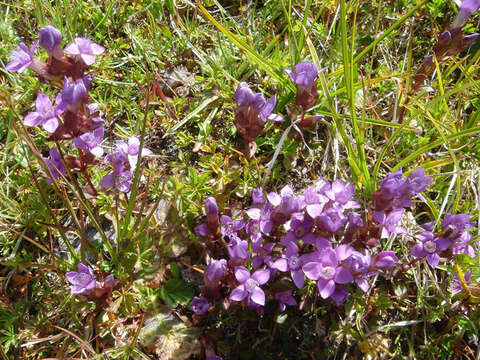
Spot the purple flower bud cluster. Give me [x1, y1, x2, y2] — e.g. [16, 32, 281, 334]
[285, 62, 326, 112]
[234, 82, 284, 157]
[191, 172, 434, 315]
[372, 169, 432, 239]
[66, 263, 117, 299]
[233, 62, 326, 156]
[6, 26, 152, 193]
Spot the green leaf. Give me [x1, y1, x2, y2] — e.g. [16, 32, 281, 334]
[159, 279, 194, 308]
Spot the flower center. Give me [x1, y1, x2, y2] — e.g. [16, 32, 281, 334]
[289, 256, 299, 269]
[77, 273, 92, 286]
[424, 240, 436, 253]
[295, 227, 305, 238]
[251, 223, 260, 233]
[245, 278, 258, 292]
[320, 266, 335, 279]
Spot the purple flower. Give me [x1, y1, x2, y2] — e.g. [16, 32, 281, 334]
[5, 42, 37, 73]
[116, 136, 152, 170]
[374, 169, 432, 212]
[191, 296, 211, 314]
[450, 270, 472, 294]
[406, 168, 432, 195]
[303, 246, 354, 299]
[204, 259, 227, 287]
[60, 76, 91, 106]
[411, 233, 449, 267]
[251, 241, 275, 269]
[452, 231, 475, 257]
[343, 250, 372, 292]
[316, 204, 348, 234]
[227, 236, 250, 265]
[252, 187, 265, 204]
[282, 213, 315, 246]
[326, 180, 358, 206]
[284, 62, 324, 111]
[267, 186, 301, 225]
[285, 62, 319, 89]
[66, 263, 96, 295]
[23, 93, 63, 133]
[229, 266, 270, 306]
[42, 147, 66, 184]
[65, 37, 105, 65]
[72, 123, 104, 157]
[100, 150, 133, 193]
[234, 82, 283, 154]
[372, 251, 398, 270]
[220, 215, 245, 240]
[373, 209, 407, 238]
[246, 203, 274, 240]
[39, 26, 63, 59]
[442, 213, 473, 240]
[411, 232, 451, 268]
[274, 290, 297, 311]
[272, 241, 308, 288]
[330, 285, 350, 305]
[452, 0, 480, 28]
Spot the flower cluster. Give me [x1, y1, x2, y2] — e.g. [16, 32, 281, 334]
[6, 26, 151, 193]
[192, 169, 478, 316]
[234, 82, 284, 157]
[232, 61, 327, 157]
[411, 213, 476, 268]
[66, 263, 117, 299]
[191, 171, 434, 316]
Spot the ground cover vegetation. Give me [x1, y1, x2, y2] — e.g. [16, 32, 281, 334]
[1, 0, 480, 358]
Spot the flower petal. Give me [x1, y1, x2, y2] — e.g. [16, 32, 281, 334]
[317, 279, 335, 299]
[234, 266, 251, 283]
[252, 269, 270, 285]
[229, 286, 247, 301]
[334, 267, 353, 284]
[250, 287, 265, 306]
[23, 112, 42, 127]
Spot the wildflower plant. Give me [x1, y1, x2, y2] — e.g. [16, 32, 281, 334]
[5, 25, 160, 312]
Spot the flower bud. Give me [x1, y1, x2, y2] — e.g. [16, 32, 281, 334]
[39, 26, 64, 59]
[372, 251, 398, 270]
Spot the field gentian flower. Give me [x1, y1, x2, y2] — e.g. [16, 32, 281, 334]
[191, 296, 211, 314]
[60, 76, 91, 106]
[450, 270, 472, 294]
[6, 42, 37, 73]
[230, 266, 270, 306]
[65, 38, 105, 65]
[452, 0, 480, 28]
[116, 136, 152, 170]
[23, 93, 63, 133]
[303, 246, 354, 299]
[43, 147, 66, 184]
[100, 150, 133, 193]
[285, 62, 324, 111]
[274, 290, 297, 311]
[373, 209, 406, 238]
[411, 232, 451, 268]
[66, 263, 96, 295]
[73, 122, 104, 157]
[272, 241, 307, 288]
[204, 259, 227, 287]
[39, 26, 63, 59]
[234, 82, 284, 156]
[372, 251, 398, 270]
[227, 237, 249, 265]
